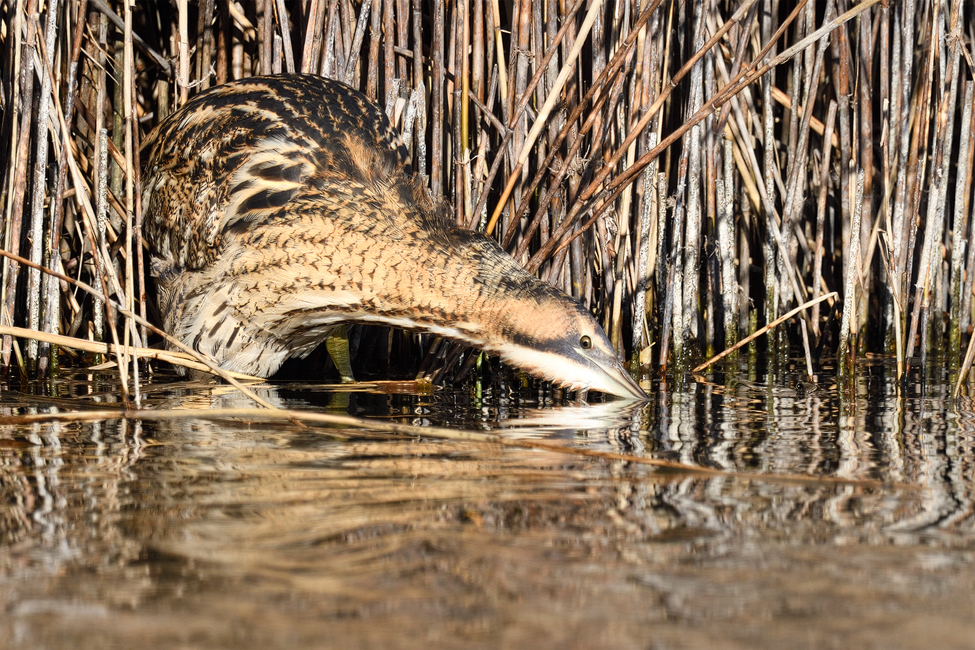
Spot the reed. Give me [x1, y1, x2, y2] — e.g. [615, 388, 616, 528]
[1, 0, 973, 395]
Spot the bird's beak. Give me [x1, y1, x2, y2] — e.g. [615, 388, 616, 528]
[588, 357, 647, 400]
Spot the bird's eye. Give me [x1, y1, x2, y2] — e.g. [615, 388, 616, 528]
[580, 335, 592, 349]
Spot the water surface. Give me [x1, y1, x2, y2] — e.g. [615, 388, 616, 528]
[2, 361, 974, 649]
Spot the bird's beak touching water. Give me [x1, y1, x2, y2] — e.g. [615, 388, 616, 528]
[581, 353, 647, 400]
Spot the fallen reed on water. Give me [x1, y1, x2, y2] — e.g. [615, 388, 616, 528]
[1, 0, 974, 397]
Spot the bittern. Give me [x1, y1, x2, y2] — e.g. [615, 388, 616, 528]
[142, 75, 645, 399]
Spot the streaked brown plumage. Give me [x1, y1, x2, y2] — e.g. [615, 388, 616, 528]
[142, 75, 645, 399]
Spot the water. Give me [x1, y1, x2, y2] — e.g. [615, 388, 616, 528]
[2, 361, 975, 649]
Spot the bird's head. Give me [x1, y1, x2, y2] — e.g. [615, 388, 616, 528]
[488, 292, 647, 400]
[449, 233, 647, 400]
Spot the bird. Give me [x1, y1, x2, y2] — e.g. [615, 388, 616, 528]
[141, 74, 646, 400]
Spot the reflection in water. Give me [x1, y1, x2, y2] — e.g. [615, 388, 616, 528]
[1, 365, 974, 648]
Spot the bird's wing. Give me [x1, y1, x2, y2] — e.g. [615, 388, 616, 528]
[142, 75, 411, 272]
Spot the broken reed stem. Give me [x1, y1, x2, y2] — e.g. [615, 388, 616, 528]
[177, 0, 189, 104]
[718, 137, 737, 349]
[693, 292, 838, 374]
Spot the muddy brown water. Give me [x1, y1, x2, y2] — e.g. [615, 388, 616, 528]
[1, 360, 974, 649]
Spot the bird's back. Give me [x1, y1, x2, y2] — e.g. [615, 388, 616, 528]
[142, 75, 414, 272]
[142, 75, 469, 376]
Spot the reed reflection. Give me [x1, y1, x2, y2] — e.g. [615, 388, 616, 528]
[0, 365, 973, 645]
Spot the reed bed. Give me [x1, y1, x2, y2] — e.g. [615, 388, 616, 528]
[1, 0, 974, 397]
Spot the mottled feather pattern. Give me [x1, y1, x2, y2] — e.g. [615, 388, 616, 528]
[142, 75, 411, 271]
[141, 75, 645, 398]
